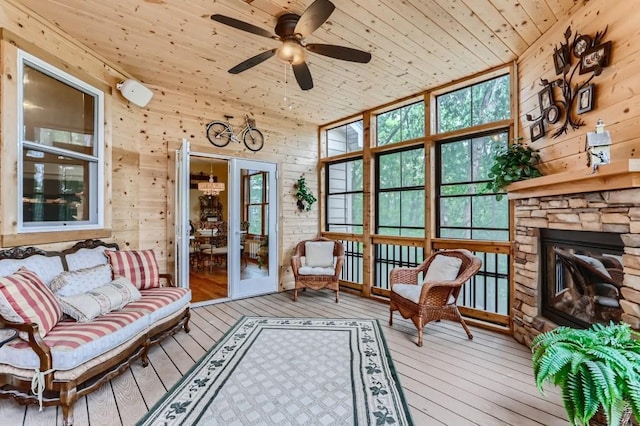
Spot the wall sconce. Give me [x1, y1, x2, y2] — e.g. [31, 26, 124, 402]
[586, 118, 611, 173]
[116, 79, 153, 107]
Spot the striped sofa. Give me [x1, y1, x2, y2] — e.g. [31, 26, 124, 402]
[0, 239, 191, 426]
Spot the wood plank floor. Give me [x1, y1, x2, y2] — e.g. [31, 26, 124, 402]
[0, 291, 567, 425]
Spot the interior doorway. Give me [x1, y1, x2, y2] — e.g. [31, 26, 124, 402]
[175, 141, 278, 304]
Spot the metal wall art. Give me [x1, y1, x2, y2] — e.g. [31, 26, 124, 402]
[526, 26, 611, 139]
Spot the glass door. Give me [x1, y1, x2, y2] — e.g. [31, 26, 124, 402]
[174, 139, 190, 288]
[229, 159, 278, 298]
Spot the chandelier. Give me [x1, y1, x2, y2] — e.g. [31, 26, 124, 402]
[198, 167, 225, 196]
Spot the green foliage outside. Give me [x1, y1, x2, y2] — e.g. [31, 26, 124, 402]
[327, 74, 511, 241]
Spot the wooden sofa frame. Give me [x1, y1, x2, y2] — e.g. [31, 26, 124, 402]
[0, 239, 191, 425]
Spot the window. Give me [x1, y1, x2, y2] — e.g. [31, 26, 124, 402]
[376, 101, 425, 146]
[376, 147, 425, 236]
[326, 159, 363, 233]
[436, 131, 509, 240]
[326, 120, 363, 156]
[18, 50, 104, 232]
[436, 74, 510, 133]
[244, 171, 268, 236]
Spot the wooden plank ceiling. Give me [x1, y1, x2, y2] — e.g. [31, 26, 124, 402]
[17, 0, 577, 125]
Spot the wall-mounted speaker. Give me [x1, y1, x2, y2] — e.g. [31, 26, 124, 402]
[116, 79, 153, 107]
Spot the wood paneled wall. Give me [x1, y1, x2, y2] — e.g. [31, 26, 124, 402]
[0, 1, 318, 289]
[517, 0, 640, 175]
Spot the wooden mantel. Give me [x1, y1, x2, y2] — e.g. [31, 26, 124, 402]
[507, 159, 640, 200]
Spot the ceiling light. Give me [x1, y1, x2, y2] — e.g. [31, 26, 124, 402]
[198, 165, 225, 196]
[276, 40, 306, 65]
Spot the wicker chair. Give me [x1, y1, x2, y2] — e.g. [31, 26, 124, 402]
[389, 249, 482, 347]
[291, 237, 345, 302]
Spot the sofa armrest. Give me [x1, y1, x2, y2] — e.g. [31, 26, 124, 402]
[159, 273, 175, 287]
[0, 317, 53, 386]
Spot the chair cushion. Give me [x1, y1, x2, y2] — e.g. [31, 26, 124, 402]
[575, 254, 612, 278]
[105, 250, 160, 290]
[49, 264, 113, 297]
[305, 241, 335, 267]
[123, 287, 191, 324]
[298, 266, 336, 275]
[392, 283, 457, 305]
[1, 309, 148, 371]
[424, 254, 463, 283]
[0, 268, 62, 338]
[56, 277, 142, 322]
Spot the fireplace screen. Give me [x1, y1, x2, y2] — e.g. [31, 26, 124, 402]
[541, 229, 623, 328]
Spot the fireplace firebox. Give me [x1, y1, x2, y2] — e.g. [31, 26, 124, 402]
[541, 229, 624, 328]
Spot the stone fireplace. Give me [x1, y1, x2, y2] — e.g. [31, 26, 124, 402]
[512, 188, 640, 346]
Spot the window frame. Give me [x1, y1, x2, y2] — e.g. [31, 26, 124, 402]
[325, 157, 364, 233]
[17, 49, 105, 233]
[435, 128, 511, 241]
[374, 145, 425, 236]
[243, 171, 268, 236]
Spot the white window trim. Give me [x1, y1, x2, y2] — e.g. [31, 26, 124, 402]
[17, 49, 105, 233]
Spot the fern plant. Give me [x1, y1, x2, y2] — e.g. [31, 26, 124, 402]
[485, 139, 542, 200]
[532, 322, 640, 426]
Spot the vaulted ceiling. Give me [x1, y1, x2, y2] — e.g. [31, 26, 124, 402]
[19, 0, 578, 125]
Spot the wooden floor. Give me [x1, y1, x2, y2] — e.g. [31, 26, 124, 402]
[0, 291, 567, 425]
[190, 263, 269, 303]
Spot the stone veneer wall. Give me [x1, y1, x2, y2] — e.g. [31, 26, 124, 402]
[513, 188, 640, 347]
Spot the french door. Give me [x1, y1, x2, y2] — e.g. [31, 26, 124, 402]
[175, 141, 278, 299]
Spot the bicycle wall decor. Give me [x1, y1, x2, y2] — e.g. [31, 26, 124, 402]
[206, 114, 264, 152]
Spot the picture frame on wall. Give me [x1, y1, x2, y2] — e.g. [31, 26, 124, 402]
[538, 86, 554, 114]
[579, 41, 611, 74]
[530, 119, 545, 142]
[572, 34, 592, 58]
[545, 105, 560, 124]
[553, 45, 570, 75]
[577, 84, 594, 114]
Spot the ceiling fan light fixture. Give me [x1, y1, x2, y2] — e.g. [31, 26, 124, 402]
[276, 40, 306, 65]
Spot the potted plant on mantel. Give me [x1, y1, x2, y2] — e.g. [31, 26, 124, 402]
[532, 322, 640, 426]
[485, 139, 542, 200]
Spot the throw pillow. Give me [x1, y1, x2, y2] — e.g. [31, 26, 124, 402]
[305, 241, 335, 268]
[56, 277, 141, 322]
[105, 249, 160, 290]
[424, 254, 463, 283]
[49, 264, 113, 297]
[0, 268, 62, 338]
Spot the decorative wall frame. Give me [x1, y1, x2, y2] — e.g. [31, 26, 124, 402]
[530, 119, 545, 142]
[577, 84, 594, 114]
[525, 26, 611, 139]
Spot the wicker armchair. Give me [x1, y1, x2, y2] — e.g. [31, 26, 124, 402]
[389, 249, 482, 347]
[291, 237, 345, 302]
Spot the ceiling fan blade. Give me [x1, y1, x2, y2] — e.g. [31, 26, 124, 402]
[306, 44, 372, 63]
[292, 62, 313, 90]
[211, 14, 276, 39]
[228, 49, 277, 74]
[294, 0, 335, 37]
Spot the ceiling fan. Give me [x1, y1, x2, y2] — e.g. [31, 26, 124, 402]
[211, 0, 372, 90]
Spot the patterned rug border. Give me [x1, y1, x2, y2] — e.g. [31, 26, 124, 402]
[137, 316, 414, 425]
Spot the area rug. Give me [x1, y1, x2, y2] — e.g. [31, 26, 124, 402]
[137, 316, 413, 425]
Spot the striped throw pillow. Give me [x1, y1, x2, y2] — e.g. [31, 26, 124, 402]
[0, 268, 62, 338]
[105, 250, 160, 290]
